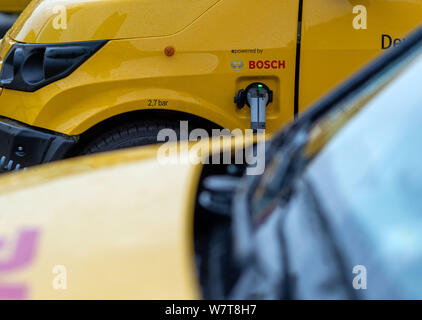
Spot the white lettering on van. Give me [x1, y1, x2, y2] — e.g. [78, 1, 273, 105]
[353, 5, 367, 30]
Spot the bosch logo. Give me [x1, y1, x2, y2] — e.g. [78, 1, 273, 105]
[249, 60, 286, 70]
[231, 59, 243, 71]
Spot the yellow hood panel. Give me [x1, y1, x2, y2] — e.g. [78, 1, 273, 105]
[0, 145, 203, 299]
[9, 0, 221, 44]
[0, 0, 30, 12]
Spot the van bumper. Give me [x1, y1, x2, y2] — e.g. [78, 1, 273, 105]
[0, 117, 77, 173]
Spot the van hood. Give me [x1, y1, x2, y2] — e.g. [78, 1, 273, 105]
[8, 0, 220, 44]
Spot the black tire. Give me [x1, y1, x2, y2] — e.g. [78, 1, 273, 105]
[80, 120, 182, 155]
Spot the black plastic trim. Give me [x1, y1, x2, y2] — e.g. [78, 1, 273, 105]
[0, 40, 107, 92]
[293, 0, 304, 119]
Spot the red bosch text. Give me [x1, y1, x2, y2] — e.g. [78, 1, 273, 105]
[249, 60, 286, 70]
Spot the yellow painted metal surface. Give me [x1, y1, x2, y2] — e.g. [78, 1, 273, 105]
[0, 134, 256, 299]
[0, 144, 203, 299]
[0, 0, 299, 135]
[299, 0, 422, 111]
[0, 0, 30, 12]
[0, 0, 420, 139]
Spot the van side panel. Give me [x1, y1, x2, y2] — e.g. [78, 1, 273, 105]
[299, 0, 422, 113]
[0, 0, 300, 135]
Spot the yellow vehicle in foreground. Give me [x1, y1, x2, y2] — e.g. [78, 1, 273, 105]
[0, 0, 420, 173]
[0, 25, 422, 300]
[0, 0, 30, 37]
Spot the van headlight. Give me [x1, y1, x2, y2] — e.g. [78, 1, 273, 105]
[0, 41, 106, 92]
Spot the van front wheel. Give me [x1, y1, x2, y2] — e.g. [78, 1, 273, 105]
[80, 120, 182, 155]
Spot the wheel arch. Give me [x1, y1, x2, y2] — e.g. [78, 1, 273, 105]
[65, 109, 223, 158]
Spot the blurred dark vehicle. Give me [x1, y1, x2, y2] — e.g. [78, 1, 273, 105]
[196, 25, 422, 300]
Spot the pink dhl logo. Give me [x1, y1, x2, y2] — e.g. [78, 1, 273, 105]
[0, 229, 40, 300]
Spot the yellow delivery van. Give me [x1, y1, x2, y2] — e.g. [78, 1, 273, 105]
[0, 0, 420, 172]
